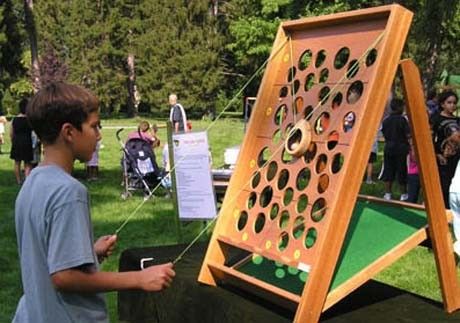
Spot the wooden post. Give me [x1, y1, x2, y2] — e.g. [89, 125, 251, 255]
[167, 121, 183, 243]
[401, 59, 460, 313]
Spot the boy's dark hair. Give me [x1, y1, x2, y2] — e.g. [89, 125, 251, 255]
[27, 82, 99, 144]
[438, 89, 458, 106]
[390, 98, 404, 114]
[19, 98, 29, 114]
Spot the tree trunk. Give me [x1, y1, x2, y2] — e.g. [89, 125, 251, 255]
[24, 0, 40, 92]
[126, 53, 138, 117]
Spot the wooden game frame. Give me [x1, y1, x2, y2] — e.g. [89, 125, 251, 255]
[198, 5, 460, 322]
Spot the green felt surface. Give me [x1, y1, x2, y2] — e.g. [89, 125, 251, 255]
[237, 200, 428, 295]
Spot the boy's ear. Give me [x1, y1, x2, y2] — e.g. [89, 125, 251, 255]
[60, 122, 77, 142]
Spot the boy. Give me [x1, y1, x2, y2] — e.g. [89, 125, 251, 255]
[378, 98, 410, 201]
[14, 82, 175, 323]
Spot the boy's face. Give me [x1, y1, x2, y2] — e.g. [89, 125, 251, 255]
[73, 111, 101, 162]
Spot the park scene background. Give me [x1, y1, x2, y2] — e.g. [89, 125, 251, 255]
[1, 1, 460, 322]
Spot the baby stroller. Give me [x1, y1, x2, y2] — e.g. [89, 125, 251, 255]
[116, 128, 168, 200]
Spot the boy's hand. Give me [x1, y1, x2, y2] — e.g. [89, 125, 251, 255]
[138, 262, 175, 291]
[94, 235, 117, 262]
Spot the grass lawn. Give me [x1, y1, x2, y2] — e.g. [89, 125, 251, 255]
[0, 117, 456, 322]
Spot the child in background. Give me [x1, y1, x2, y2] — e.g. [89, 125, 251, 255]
[13, 82, 175, 323]
[128, 120, 160, 148]
[30, 130, 41, 167]
[0, 109, 6, 154]
[407, 139, 421, 203]
[379, 98, 410, 201]
[86, 139, 101, 180]
[366, 136, 378, 184]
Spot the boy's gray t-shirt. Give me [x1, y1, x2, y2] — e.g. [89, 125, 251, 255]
[13, 165, 108, 323]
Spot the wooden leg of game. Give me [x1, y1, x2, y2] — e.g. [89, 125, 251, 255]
[401, 59, 460, 313]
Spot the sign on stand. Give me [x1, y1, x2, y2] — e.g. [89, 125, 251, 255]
[170, 130, 217, 220]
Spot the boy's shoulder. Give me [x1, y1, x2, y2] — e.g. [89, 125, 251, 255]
[22, 165, 86, 200]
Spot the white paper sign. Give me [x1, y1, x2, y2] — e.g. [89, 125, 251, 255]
[172, 131, 217, 220]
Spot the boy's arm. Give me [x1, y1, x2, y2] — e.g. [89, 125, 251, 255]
[51, 262, 175, 293]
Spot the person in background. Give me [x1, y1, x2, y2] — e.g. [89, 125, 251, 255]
[366, 136, 379, 184]
[169, 93, 188, 133]
[379, 98, 410, 201]
[430, 89, 459, 208]
[30, 131, 41, 168]
[86, 138, 101, 181]
[407, 138, 421, 203]
[426, 89, 439, 117]
[10, 98, 33, 184]
[128, 120, 160, 148]
[0, 108, 6, 154]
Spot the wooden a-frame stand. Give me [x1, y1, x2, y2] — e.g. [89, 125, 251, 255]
[198, 5, 460, 323]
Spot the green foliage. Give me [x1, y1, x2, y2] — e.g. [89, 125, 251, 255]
[0, 0, 26, 111]
[31, 0, 223, 117]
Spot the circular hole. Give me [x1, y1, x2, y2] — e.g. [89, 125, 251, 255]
[319, 68, 329, 83]
[248, 192, 257, 209]
[297, 194, 308, 213]
[314, 112, 330, 135]
[311, 198, 327, 222]
[280, 86, 288, 98]
[273, 129, 282, 144]
[315, 49, 327, 68]
[305, 73, 315, 91]
[327, 131, 339, 150]
[257, 147, 271, 167]
[251, 171, 261, 189]
[298, 49, 312, 70]
[332, 153, 344, 174]
[318, 174, 329, 193]
[282, 148, 294, 163]
[347, 80, 364, 104]
[304, 105, 313, 120]
[343, 112, 356, 132]
[274, 104, 287, 125]
[316, 154, 327, 173]
[292, 216, 305, 239]
[318, 86, 330, 104]
[277, 169, 290, 190]
[304, 227, 317, 248]
[287, 66, 297, 82]
[279, 210, 290, 229]
[292, 79, 300, 94]
[283, 188, 294, 206]
[334, 47, 350, 69]
[270, 203, 280, 220]
[254, 213, 266, 234]
[287, 128, 302, 151]
[332, 92, 343, 109]
[296, 168, 311, 190]
[278, 232, 289, 251]
[346, 59, 359, 79]
[304, 142, 317, 163]
[237, 211, 248, 231]
[366, 48, 378, 67]
[267, 161, 278, 181]
[295, 97, 304, 114]
[260, 186, 273, 207]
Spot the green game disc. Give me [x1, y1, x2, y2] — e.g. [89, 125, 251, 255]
[275, 261, 284, 267]
[275, 268, 286, 279]
[252, 254, 263, 265]
[287, 267, 299, 275]
[299, 271, 307, 282]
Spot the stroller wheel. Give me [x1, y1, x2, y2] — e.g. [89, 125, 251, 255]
[121, 192, 131, 200]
